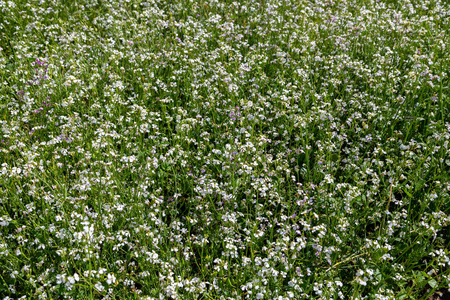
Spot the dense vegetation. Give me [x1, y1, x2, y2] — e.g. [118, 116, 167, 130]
[0, 0, 449, 299]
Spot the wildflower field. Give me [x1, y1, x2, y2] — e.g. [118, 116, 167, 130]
[1, 0, 450, 299]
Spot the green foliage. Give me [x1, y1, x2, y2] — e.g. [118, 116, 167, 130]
[0, 0, 449, 299]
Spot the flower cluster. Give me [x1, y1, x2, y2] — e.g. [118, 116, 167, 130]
[0, 0, 449, 299]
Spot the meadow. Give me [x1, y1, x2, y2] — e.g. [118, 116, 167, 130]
[0, 0, 449, 299]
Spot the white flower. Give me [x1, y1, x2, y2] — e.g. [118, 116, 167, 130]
[94, 282, 105, 292]
[106, 273, 116, 285]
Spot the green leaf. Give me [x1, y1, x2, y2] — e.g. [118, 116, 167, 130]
[414, 271, 425, 283]
[374, 269, 382, 281]
[428, 278, 438, 289]
[415, 180, 425, 191]
[402, 188, 413, 198]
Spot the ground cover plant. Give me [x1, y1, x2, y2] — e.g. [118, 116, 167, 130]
[0, 0, 449, 299]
